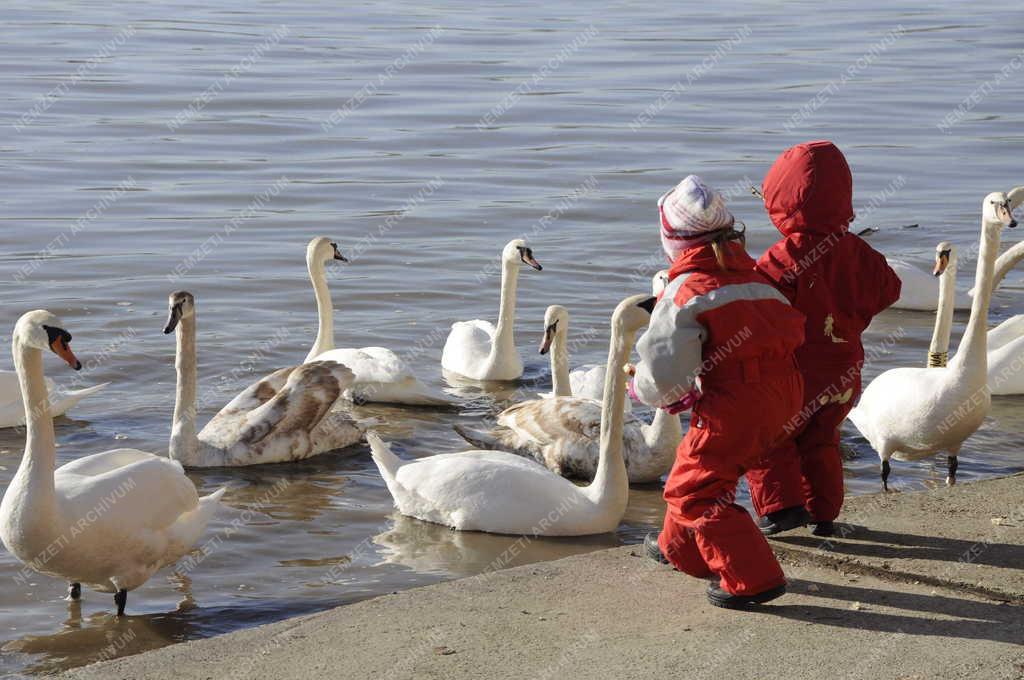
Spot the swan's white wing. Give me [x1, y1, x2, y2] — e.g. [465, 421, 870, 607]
[313, 346, 452, 405]
[988, 315, 1024, 353]
[55, 448, 162, 477]
[568, 364, 632, 412]
[852, 366, 982, 458]
[391, 450, 592, 535]
[313, 347, 409, 383]
[442, 320, 495, 376]
[988, 335, 1024, 395]
[55, 451, 199, 534]
[568, 365, 606, 401]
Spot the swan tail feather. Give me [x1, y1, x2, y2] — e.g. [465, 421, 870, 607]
[49, 382, 111, 416]
[367, 432, 404, 480]
[452, 424, 504, 451]
[167, 487, 226, 558]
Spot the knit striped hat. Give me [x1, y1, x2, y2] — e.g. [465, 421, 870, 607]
[658, 175, 735, 259]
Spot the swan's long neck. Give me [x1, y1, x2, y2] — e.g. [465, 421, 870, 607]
[991, 240, 1024, 293]
[306, 257, 334, 361]
[584, 321, 632, 508]
[549, 324, 572, 397]
[11, 341, 56, 504]
[169, 314, 201, 465]
[489, 257, 520, 363]
[645, 408, 683, 456]
[928, 258, 957, 367]
[953, 222, 1000, 378]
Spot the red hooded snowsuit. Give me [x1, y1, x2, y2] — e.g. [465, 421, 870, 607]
[746, 141, 902, 523]
[632, 240, 806, 596]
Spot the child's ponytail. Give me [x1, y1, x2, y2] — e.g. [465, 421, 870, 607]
[709, 221, 747, 271]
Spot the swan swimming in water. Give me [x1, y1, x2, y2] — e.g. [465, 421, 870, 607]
[164, 291, 366, 467]
[0, 310, 223, 616]
[441, 239, 542, 382]
[0, 371, 108, 429]
[458, 273, 682, 483]
[370, 294, 656, 536]
[304, 237, 455, 406]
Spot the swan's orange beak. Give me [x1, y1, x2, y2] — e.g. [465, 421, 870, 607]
[933, 251, 950, 277]
[50, 336, 82, 371]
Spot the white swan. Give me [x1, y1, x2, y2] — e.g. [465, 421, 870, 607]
[924, 244, 1024, 395]
[441, 239, 542, 382]
[887, 255, 972, 311]
[535, 271, 668, 402]
[535, 305, 628, 412]
[368, 294, 656, 536]
[304, 237, 454, 406]
[849, 192, 1017, 489]
[923, 242, 959, 369]
[0, 371, 108, 429]
[0, 310, 223, 616]
[164, 291, 365, 467]
[968, 185, 1024, 297]
[459, 303, 681, 483]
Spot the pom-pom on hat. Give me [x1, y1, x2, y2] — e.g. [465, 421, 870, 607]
[658, 175, 736, 259]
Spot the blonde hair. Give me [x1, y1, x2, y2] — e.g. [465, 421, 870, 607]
[709, 222, 747, 271]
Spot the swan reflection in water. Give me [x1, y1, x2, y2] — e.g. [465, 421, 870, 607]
[371, 513, 622, 578]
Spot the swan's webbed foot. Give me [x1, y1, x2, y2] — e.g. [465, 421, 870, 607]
[68, 582, 81, 600]
[114, 589, 127, 616]
[946, 456, 958, 486]
[881, 459, 891, 492]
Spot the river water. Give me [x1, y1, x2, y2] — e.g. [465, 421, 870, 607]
[1, 1, 1023, 674]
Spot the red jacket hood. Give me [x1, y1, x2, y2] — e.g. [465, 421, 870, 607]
[762, 140, 855, 237]
[668, 240, 755, 279]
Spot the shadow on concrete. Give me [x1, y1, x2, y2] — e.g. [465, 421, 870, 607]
[766, 580, 1023, 645]
[773, 525, 1024, 570]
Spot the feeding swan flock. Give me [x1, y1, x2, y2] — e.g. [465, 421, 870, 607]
[1, 190, 1023, 616]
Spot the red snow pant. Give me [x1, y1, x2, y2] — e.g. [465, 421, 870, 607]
[658, 362, 803, 596]
[747, 364, 862, 523]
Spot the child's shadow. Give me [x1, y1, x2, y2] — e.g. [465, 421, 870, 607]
[771, 580, 1023, 645]
[772, 524, 1024, 571]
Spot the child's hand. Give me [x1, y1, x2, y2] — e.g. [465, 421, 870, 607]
[623, 363, 637, 377]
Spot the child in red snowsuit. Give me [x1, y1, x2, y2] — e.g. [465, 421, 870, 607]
[745, 141, 902, 537]
[631, 175, 806, 608]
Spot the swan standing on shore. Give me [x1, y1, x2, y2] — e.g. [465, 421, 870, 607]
[441, 239, 542, 382]
[0, 371, 108, 429]
[849, 193, 1017, 489]
[0, 310, 224, 616]
[165, 291, 365, 467]
[304, 237, 453, 406]
[369, 294, 656, 536]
